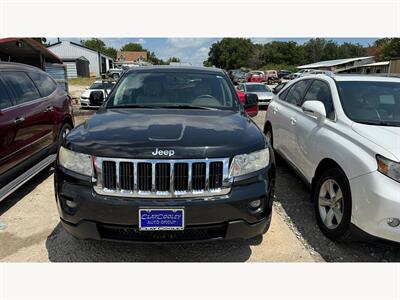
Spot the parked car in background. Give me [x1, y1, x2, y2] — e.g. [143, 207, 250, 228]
[277, 70, 292, 79]
[0, 62, 74, 202]
[265, 70, 281, 84]
[55, 66, 274, 243]
[238, 82, 274, 107]
[80, 80, 116, 108]
[264, 74, 400, 243]
[284, 73, 298, 80]
[300, 69, 334, 77]
[106, 68, 123, 80]
[292, 69, 313, 79]
[235, 70, 248, 83]
[272, 82, 287, 94]
[247, 71, 265, 83]
[236, 89, 259, 117]
[228, 69, 240, 85]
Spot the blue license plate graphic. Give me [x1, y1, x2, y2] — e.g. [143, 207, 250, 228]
[139, 209, 184, 231]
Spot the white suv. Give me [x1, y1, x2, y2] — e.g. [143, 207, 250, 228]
[264, 74, 400, 243]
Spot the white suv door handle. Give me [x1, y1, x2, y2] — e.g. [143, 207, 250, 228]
[290, 117, 297, 125]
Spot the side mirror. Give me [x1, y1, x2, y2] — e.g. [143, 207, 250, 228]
[89, 91, 104, 105]
[244, 93, 258, 109]
[302, 100, 326, 119]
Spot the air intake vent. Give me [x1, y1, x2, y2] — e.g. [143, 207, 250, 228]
[138, 162, 152, 191]
[155, 163, 170, 192]
[192, 162, 206, 190]
[103, 161, 116, 190]
[209, 162, 223, 189]
[174, 163, 188, 191]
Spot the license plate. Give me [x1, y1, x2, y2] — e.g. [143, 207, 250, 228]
[139, 208, 184, 231]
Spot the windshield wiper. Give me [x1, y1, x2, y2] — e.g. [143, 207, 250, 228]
[161, 104, 219, 110]
[355, 120, 400, 126]
[109, 104, 162, 109]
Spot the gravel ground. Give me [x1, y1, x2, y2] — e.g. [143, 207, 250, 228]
[253, 109, 400, 262]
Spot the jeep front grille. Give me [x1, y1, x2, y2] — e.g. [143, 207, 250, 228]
[93, 157, 231, 198]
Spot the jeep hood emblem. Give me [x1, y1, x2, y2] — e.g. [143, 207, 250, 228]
[152, 148, 175, 157]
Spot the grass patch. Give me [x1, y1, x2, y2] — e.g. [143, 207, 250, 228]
[68, 77, 98, 86]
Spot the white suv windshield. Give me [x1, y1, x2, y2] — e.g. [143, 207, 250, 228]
[337, 81, 400, 126]
[108, 71, 236, 110]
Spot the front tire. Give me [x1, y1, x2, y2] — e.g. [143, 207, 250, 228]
[58, 123, 73, 148]
[264, 124, 273, 147]
[313, 168, 353, 241]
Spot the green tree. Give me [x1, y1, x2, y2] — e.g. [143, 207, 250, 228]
[166, 57, 181, 64]
[80, 38, 117, 59]
[303, 38, 328, 62]
[204, 38, 254, 69]
[120, 43, 144, 52]
[260, 41, 305, 66]
[372, 38, 400, 61]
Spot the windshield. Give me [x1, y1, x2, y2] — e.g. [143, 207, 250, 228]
[90, 82, 115, 90]
[107, 71, 237, 109]
[246, 84, 271, 93]
[337, 81, 400, 126]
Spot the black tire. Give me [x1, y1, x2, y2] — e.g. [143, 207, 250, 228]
[313, 168, 353, 242]
[58, 123, 73, 148]
[264, 124, 273, 147]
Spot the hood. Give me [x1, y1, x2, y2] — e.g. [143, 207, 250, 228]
[66, 108, 265, 159]
[252, 91, 274, 99]
[352, 123, 400, 161]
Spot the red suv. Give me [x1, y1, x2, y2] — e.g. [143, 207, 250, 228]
[0, 62, 74, 201]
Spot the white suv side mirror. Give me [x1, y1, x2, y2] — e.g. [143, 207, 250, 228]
[302, 100, 326, 119]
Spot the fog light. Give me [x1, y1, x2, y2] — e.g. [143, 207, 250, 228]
[66, 200, 78, 208]
[249, 199, 261, 209]
[387, 218, 400, 227]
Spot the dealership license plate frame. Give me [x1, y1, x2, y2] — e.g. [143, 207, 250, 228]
[139, 208, 185, 231]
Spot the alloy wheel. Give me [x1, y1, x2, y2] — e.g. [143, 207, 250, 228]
[318, 179, 344, 230]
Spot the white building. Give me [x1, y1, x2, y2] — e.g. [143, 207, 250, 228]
[47, 41, 114, 78]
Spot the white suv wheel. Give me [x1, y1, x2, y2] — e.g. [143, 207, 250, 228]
[318, 179, 344, 229]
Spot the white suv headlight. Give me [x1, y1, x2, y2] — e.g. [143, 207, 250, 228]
[229, 148, 270, 177]
[58, 146, 93, 176]
[377, 155, 400, 183]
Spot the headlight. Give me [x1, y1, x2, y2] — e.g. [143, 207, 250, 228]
[376, 155, 400, 183]
[229, 148, 270, 177]
[58, 146, 93, 176]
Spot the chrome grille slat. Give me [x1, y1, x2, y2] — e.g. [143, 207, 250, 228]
[94, 157, 231, 198]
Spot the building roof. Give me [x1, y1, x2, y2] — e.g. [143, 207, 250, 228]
[0, 38, 63, 64]
[298, 56, 374, 69]
[359, 61, 390, 67]
[47, 41, 114, 60]
[116, 51, 147, 62]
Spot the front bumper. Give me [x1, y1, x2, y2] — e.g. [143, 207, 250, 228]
[80, 98, 100, 108]
[350, 171, 400, 243]
[257, 99, 271, 106]
[54, 164, 275, 243]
